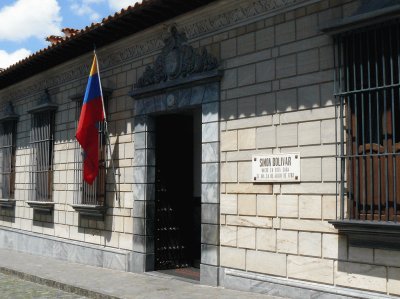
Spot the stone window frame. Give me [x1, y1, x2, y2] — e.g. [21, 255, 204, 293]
[26, 90, 57, 213]
[0, 102, 18, 208]
[329, 21, 400, 250]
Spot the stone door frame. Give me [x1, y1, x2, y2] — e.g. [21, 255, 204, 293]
[131, 80, 221, 285]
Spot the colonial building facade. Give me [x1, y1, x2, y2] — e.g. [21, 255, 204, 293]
[0, 0, 399, 298]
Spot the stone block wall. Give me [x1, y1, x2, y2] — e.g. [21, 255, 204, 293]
[0, 0, 399, 296]
[214, 0, 400, 297]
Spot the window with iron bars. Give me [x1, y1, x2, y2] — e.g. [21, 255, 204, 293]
[335, 21, 400, 223]
[28, 111, 55, 202]
[72, 100, 106, 207]
[0, 121, 16, 200]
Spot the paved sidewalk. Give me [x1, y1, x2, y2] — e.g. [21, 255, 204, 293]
[0, 249, 281, 299]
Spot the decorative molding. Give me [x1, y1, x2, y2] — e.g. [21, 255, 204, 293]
[131, 69, 221, 99]
[183, 0, 309, 38]
[110, 38, 163, 67]
[0, 101, 18, 123]
[320, 1, 400, 34]
[27, 89, 58, 114]
[4, 65, 90, 102]
[134, 26, 218, 90]
[26, 201, 54, 213]
[330, 220, 400, 251]
[0, 199, 16, 208]
[71, 204, 106, 220]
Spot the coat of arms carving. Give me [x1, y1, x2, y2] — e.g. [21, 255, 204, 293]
[135, 26, 218, 89]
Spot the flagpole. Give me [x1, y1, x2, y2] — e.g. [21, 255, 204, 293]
[94, 48, 120, 201]
[94, 50, 107, 121]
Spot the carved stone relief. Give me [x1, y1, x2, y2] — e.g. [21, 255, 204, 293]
[135, 26, 218, 89]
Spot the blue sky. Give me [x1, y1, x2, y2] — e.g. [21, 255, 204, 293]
[0, 0, 136, 69]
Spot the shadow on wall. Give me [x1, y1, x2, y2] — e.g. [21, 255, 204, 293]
[219, 81, 335, 121]
[33, 210, 54, 228]
[76, 135, 121, 240]
[336, 236, 389, 282]
[106, 135, 121, 205]
[0, 207, 15, 223]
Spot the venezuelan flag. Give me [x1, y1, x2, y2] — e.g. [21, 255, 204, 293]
[76, 54, 105, 185]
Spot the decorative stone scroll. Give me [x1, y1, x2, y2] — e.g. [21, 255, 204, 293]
[27, 89, 58, 114]
[135, 26, 219, 89]
[0, 101, 19, 123]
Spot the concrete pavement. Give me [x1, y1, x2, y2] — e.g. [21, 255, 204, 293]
[0, 248, 281, 299]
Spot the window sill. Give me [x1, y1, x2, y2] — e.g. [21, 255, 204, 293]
[71, 204, 106, 219]
[329, 220, 400, 250]
[0, 199, 16, 208]
[26, 201, 54, 213]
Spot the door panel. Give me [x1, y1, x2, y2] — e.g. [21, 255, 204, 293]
[155, 114, 195, 270]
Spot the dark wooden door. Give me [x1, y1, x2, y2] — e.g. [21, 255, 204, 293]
[155, 114, 195, 270]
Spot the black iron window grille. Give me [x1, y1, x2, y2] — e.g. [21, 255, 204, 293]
[0, 121, 16, 200]
[28, 111, 55, 202]
[335, 21, 400, 223]
[72, 100, 106, 207]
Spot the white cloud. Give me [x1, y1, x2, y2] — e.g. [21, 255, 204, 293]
[70, 0, 141, 22]
[0, 0, 62, 42]
[70, 0, 104, 21]
[108, 0, 140, 12]
[0, 48, 31, 69]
